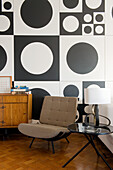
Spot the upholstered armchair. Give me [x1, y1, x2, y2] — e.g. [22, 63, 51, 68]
[18, 96, 78, 153]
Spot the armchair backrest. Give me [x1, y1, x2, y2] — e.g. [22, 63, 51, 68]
[40, 96, 78, 127]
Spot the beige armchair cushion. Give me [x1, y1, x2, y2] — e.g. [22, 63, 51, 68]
[18, 123, 69, 139]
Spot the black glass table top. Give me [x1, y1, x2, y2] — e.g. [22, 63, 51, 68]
[68, 123, 113, 136]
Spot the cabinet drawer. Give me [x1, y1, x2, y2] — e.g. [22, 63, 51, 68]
[0, 96, 3, 103]
[2, 96, 28, 103]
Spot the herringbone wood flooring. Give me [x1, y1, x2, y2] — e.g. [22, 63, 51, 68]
[0, 133, 112, 170]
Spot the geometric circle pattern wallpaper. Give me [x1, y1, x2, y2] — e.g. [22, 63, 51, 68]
[63, 0, 79, 9]
[67, 42, 98, 74]
[14, 0, 59, 35]
[0, 15, 10, 32]
[31, 88, 50, 119]
[21, 0, 53, 28]
[14, 36, 59, 81]
[84, 14, 92, 23]
[4, 2, 12, 10]
[63, 15, 79, 33]
[63, 84, 79, 97]
[20, 42, 53, 75]
[2, 0, 13, 12]
[85, 0, 102, 9]
[0, 0, 111, 119]
[0, 45, 7, 71]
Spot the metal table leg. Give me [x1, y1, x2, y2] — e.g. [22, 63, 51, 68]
[62, 134, 113, 170]
[62, 141, 90, 168]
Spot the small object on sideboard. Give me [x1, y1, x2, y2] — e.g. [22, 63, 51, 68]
[0, 76, 12, 93]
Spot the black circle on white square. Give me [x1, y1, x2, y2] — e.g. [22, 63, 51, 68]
[93, 12, 104, 24]
[14, 0, 59, 35]
[2, 0, 13, 12]
[67, 42, 98, 74]
[63, 85, 79, 97]
[21, 0, 53, 29]
[60, 0, 82, 13]
[0, 36, 13, 78]
[63, 0, 79, 9]
[0, 45, 7, 71]
[82, 24, 93, 35]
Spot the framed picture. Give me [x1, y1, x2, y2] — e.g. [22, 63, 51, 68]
[0, 76, 12, 93]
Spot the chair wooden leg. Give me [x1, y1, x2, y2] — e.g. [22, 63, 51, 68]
[29, 137, 35, 148]
[65, 137, 69, 143]
[51, 141, 55, 154]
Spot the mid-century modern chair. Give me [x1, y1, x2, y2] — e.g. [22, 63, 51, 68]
[18, 96, 78, 153]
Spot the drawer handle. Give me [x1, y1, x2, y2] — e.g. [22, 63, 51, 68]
[0, 106, 6, 109]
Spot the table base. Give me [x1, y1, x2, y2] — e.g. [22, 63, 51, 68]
[62, 134, 113, 170]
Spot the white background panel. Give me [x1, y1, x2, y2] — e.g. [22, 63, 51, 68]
[0, 35, 14, 80]
[101, 82, 113, 126]
[60, 36, 105, 81]
[60, 0, 82, 12]
[14, 81, 60, 96]
[105, 0, 113, 35]
[105, 36, 113, 81]
[99, 82, 113, 153]
[60, 81, 82, 103]
[14, 0, 59, 35]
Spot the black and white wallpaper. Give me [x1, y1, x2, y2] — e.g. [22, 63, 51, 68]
[0, 0, 113, 123]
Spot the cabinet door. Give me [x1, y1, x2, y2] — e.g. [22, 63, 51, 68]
[12, 104, 28, 126]
[0, 104, 12, 126]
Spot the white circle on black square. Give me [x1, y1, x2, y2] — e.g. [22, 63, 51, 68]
[85, 0, 102, 9]
[63, 16, 79, 32]
[84, 14, 92, 23]
[67, 43, 98, 74]
[0, 45, 7, 71]
[21, 0, 53, 28]
[21, 42, 53, 75]
[95, 25, 103, 34]
[0, 15, 10, 32]
[63, 0, 79, 9]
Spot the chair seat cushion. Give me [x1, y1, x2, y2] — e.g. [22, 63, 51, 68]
[18, 123, 69, 139]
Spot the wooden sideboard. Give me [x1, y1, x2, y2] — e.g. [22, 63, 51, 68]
[0, 94, 32, 128]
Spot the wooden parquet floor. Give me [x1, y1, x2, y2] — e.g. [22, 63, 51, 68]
[0, 133, 112, 170]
